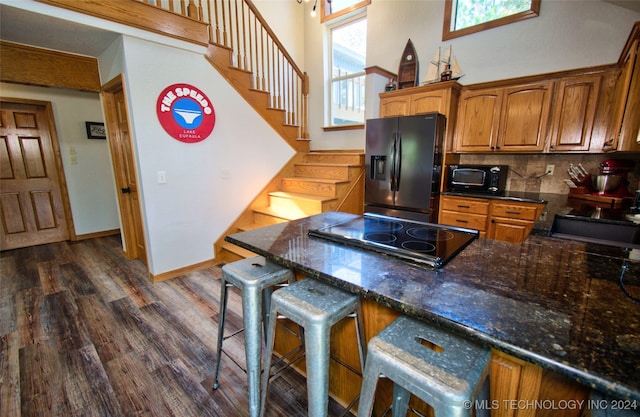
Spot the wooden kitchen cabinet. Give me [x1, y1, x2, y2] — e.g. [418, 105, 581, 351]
[454, 81, 553, 152]
[491, 350, 543, 417]
[439, 195, 489, 238]
[454, 88, 502, 152]
[439, 196, 545, 243]
[379, 81, 462, 118]
[379, 95, 410, 117]
[498, 81, 553, 152]
[605, 34, 640, 152]
[489, 200, 545, 243]
[548, 74, 601, 152]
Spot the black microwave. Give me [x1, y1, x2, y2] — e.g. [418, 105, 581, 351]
[447, 164, 509, 194]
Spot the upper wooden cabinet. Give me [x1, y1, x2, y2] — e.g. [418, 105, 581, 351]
[548, 74, 601, 152]
[379, 81, 461, 118]
[454, 88, 502, 152]
[454, 81, 553, 153]
[605, 36, 640, 152]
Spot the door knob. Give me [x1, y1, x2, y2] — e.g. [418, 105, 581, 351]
[120, 187, 131, 194]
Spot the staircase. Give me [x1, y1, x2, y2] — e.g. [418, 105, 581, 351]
[214, 150, 365, 263]
[38, 0, 366, 263]
[199, 3, 365, 263]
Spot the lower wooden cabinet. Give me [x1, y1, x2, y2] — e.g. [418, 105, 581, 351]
[439, 195, 545, 243]
[439, 195, 489, 238]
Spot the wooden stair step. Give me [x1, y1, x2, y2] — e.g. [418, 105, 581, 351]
[253, 206, 308, 222]
[221, 242, 257, 258]
[294, 163, 360, 180]
[269, 191, 337, 216]
[281, 177, 348, 198]
[304, 152, 364, 165]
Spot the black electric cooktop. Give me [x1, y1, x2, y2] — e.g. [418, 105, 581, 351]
[308, 213, 479, 269]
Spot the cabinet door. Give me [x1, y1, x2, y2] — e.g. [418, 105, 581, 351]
[489, 217, 533, 243]
[454, 89, 502, 152]
[491, 351, 543, 417]
[549, 75, 601, 152]
[379, 96, 410, 117]
[410, 90, 447, 115]
[617, 41, 640, 151]
[498, 82, 553, 152]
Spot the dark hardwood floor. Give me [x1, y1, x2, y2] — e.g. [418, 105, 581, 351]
[0, 235, 356, 417]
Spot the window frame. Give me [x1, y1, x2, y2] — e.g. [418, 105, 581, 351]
[324, 11, 367, 130]
[320, 0, 371, 24]
[442, 0, 540, 41]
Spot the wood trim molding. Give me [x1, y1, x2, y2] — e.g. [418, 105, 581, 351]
[365, 65, 396, 80]
[36, 0, 209, 46]
[150, 258, 218, 283]
[0, 41, 101, 92]
[73, 229, 121, 241]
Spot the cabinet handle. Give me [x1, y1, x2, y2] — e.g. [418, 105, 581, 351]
[457, 205, 470, 208]
[456, 219, 468, 223]
[506, 210, 522, 215]
[496, 145, 501, 150]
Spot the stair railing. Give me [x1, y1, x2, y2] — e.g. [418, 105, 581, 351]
[139, 0, 309, 139]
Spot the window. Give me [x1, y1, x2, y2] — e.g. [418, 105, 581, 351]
[443, 0, 540, 40]
[320, 0, 371, 24]
[327, 14, 367, 127]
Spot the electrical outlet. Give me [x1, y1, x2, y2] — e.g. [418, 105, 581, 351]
[546, 164, 555, 175]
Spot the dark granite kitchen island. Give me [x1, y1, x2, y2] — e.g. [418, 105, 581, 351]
[225, 211, 640, 403]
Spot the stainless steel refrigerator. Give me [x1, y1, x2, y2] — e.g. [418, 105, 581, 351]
[365, 113, 445, 223]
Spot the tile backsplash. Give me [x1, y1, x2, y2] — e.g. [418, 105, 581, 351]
[457, 153, 640, 194]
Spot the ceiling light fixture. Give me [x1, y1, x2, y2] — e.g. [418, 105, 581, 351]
[297, 0, 319, 17]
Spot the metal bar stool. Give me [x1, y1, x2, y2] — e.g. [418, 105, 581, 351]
[259, 278, 367, 417]
[357, 315, 491, 417]
[212, 256, 295, 417]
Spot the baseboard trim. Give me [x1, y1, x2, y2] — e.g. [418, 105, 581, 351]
[150, 258, 219, 283]
[73, 229, 121, 241]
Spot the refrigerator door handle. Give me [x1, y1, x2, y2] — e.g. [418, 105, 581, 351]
[390, 134, 398, 191]
[396, 135, 402, 190]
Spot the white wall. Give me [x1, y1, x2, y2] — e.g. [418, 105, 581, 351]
[305, 0, 640, 150]
[115, 36, 293, 275]
[0, 82, 120, 236]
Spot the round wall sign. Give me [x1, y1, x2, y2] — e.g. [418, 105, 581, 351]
[156, 83, 216, 143]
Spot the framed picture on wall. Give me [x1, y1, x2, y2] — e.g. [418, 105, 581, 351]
[85, 122, 106, 139]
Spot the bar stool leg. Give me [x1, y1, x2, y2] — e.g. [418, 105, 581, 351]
[212, 280, 230, 390]
[259, 302, 278, 417]
[391, 383, 411, 417]
[243, 284, 263, 417]
[356, 352, 379, 417]
[305, 323, 331, 417]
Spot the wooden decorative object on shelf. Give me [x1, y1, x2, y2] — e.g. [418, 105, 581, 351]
[397, 39, 418, 89]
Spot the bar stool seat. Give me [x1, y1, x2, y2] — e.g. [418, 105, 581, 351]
[212, 256, 294, 417]
[259, 278, 367, 417]
[357, 315, 491, 417]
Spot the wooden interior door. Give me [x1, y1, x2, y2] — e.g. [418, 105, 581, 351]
[0, 101, 70, 250]
[102, 76, 147, 264]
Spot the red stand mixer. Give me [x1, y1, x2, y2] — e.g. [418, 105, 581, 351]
[592, 159, 634, 197]
[568, 159, 635, 207]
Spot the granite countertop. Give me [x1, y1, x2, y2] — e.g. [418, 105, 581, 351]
[226, 211, 640, 401]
